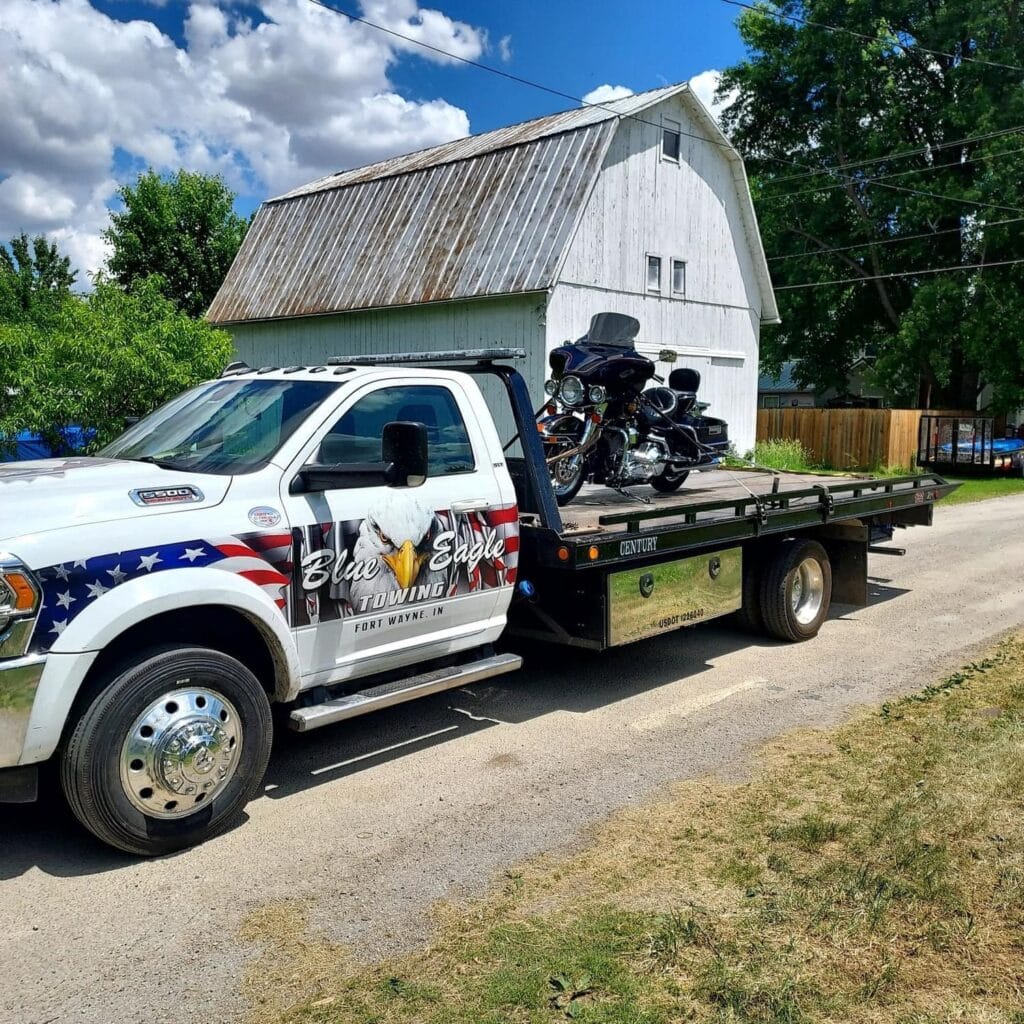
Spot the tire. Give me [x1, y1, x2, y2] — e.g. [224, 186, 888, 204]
[61, 646, 272, 856]
[758, 539, 832, 642]
[733, 545, 765, 634]
[550, 450, 586, 506]
[650, 468, 690, 493]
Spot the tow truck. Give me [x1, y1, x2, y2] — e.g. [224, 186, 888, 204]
[0, 349, 956, 854]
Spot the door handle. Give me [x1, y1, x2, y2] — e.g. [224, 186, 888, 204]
[451, 498, 491, 514]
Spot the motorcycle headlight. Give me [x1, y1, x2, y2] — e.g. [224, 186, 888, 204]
[559, 375, 585, 406]
[588, 385, 607, 404]
[544, 378, 560, 397]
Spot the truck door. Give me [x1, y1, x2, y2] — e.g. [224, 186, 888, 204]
[281, 378, 516, 688]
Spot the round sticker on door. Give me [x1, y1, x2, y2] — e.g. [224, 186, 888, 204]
[248, 506, 282, 528]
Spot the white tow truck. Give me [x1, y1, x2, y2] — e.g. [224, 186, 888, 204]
[0, 349, 955, 854]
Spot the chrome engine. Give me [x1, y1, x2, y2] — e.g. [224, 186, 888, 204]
[610, 434, 669, 484]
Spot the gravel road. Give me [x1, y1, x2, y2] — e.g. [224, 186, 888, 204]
[2, 493, 1022, 1024]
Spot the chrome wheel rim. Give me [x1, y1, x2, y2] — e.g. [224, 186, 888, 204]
[551, 453, 583, 497]
[790, 557, 825, 626]
[120, 688, 242, 819]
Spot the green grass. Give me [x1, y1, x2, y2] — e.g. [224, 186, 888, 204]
[940, 475, 1024, 505]
[732, 440, 912, 478]
[240, 636, 1024, 1024]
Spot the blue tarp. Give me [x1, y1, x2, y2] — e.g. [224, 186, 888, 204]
[0, 426, 94, 462]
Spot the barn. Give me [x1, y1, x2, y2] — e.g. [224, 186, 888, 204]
[207, 83, 779, 453]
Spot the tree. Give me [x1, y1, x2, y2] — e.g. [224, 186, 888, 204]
[720, 1, 1024, 411]
[104, 170, 248, 318]
[0, 277, 232, 451]
[0, 233, 76, 324]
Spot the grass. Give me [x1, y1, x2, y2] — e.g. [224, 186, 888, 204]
[939, 476, 1024, 505]
[732, 439, 911, 478]
[240, 635, 1024, 1024]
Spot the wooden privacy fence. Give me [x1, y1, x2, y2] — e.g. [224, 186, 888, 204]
[756, 408, 951, 470]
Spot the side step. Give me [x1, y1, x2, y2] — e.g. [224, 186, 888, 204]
[289, 652, 523, 732]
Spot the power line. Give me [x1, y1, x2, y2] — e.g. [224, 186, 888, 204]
[304, 1, 1022, 220]
[721, 0, 1024, 74]
[767, 125, 1024, 184]
[768, 216, 1024, 261]
[775, 257, 1024, 290]
[766, 143, 1024, 202]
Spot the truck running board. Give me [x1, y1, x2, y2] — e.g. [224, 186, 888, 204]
[288, 653, 523, 732]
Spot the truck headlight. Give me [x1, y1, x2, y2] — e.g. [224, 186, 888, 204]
[0, 557, 41, 658]
[559, 375, 585, 406]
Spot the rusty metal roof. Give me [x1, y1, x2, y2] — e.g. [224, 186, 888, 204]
[207, 83, 780, 325]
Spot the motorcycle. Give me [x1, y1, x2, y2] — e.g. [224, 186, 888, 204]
[537, 312, 729, 506]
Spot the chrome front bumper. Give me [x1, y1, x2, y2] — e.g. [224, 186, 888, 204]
[0, 655, 45, 768]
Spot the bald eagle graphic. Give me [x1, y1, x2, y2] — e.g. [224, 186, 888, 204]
[344, 496, 446, 610]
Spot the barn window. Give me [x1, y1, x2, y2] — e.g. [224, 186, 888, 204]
[671, 259, 687, 296]
[662, 120, 681, 161]
[646, 255, 662, 292]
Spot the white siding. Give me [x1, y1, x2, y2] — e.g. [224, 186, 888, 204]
[549, 95, 764, 453]
[226, 294, 547, 444]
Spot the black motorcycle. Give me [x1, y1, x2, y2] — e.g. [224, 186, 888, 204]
[537, 312, 729, 505]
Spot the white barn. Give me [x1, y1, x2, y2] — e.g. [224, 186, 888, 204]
[208, 83, 779, 452]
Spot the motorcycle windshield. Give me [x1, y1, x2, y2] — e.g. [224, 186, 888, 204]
[578, 312, 641, 347]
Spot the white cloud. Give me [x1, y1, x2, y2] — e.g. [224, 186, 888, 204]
[582, 84, 634, 105]
[0, 0, 484, 281]
[497, 34, 512, 63]
[687, 69, 737, 124]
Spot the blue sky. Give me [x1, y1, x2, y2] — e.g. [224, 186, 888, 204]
[2, 0, 750, 276]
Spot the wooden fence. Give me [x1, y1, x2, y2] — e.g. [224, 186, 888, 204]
[756, 408, 958, 470]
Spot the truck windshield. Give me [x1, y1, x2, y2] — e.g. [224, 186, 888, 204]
[101, 378, 340, 475]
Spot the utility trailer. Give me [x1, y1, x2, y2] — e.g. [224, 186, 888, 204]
[918, 413, 1024, 477]
[0, 347, 958, 854]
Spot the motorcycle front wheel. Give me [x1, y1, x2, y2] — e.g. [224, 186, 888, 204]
[549, 449, 586, 506]
[650, 468, 690, 493]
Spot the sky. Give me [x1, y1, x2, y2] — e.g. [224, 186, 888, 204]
[0, 0, 751, 284]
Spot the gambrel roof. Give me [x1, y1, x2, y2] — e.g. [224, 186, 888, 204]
[207, 84, 779, 326]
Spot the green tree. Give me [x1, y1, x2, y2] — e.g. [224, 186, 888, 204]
[104, 170, 248, 318]
[0, 277, 232, 451]
[720, 1, 1024, 411]
[0, 233, 76, 324]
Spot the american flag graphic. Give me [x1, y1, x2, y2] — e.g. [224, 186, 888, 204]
[30, 534, 292, 654]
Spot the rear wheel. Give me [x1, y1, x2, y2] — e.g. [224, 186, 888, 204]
[61, 646, 272, 856]
[734, 545, 765, 634]
[759, 539, 832, 642]
[650, 468, 690, 493]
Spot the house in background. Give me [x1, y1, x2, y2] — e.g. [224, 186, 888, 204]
[207, 83, 779, 453]
[759, 357, 886, 409]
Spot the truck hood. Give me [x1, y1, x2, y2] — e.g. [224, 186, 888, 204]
[0, 457, 231, 545]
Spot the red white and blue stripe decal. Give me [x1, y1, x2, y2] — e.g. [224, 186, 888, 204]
[30, 533, 292, 653]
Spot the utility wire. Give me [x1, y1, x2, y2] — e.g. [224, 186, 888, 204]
[721, 0, 1024, 74]
[765, 143, 1024, 202]
[305, 1, 1022, 218]
[768, 215, 1024, 261]
[767, 125, 1024, 184]
[775, 257, 1024, 289]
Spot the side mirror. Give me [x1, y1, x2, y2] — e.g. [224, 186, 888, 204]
[659, 349, 678, 364]
[291, 420, 429, 493]
[382, 420, 428, 488]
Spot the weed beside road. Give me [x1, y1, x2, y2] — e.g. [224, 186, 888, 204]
[241, 636, 1024, 1024]
[939, 476, 1024, 505]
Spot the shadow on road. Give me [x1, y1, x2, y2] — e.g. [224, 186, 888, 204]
[0, 580, 903, 879]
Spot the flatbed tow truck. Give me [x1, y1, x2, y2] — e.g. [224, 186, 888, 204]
[0, 349, 956, 854]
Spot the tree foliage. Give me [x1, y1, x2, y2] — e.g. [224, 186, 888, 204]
[1, 277, 232, 452]
[104, 169, 248, 318]
[720, 0, 1024, 411]
[0, 233, 76, 324]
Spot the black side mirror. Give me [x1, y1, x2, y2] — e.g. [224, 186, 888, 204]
[382, 421, 428, 487]
[291, 420, 429, 493]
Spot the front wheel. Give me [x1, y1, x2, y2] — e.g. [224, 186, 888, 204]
[61, 647, 272, 856]
[650, 468, 690, 493]
[549, 449, 586, 506]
